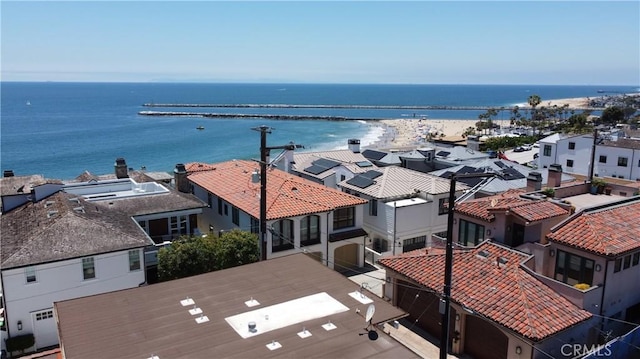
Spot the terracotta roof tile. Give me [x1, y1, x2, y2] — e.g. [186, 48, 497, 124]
[455, 190, 568, 223]
[510, 201, 569, 222]
[188, 160, 367, 220]
[378, 242, 592, 341]
[547, 199, 640, 256]
[185, 162, 217, 173]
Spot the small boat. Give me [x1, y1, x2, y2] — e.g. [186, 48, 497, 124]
[196, 126, 205, 130]
[26, 100, 31, 106]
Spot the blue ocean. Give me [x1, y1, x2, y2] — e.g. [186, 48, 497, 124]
[1, 82, 636, 180]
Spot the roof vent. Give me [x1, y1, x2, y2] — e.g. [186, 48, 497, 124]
[47, 210, 58, 218]
[68, 197, 80, 204]
[44, 200, 55, 208]
[476, 250, 490, 259]
[73, 206, 85, 213]
[497, 257, 508, 267]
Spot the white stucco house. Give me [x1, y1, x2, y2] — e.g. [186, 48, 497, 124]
[337, 166, 468, 257]
[186, 160, 369, 272]
[538, 133, 640, 181]
[0, 191, 152, 355]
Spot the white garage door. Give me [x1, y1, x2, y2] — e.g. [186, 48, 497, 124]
[32, 309, 58, 350]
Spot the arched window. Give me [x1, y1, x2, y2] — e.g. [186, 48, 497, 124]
[272, 219, 294, 252]
[300, 215, 320, 246]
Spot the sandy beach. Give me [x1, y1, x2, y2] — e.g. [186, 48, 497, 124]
[370, 118, 478, 149]
[365, 93, 640, 150]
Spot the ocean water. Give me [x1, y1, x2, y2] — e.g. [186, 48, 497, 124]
[1, 82, 636, 180]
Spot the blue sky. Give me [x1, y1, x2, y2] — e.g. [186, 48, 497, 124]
[2, 1, 639, 85]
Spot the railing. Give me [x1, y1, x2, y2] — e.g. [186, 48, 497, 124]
[365, 247, 382, 266]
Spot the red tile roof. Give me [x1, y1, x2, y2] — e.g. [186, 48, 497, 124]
[379, 242, 592, 341]
[185, 162, 217, 173]
[187, 160, 368, 220]
[547, 198, 640, 256]
[455, 190, 568, 223]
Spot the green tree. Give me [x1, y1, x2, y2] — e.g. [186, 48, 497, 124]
[212, 229, 260, 269]
[600, 106, 625, 125]
[158, 229, 259, 281]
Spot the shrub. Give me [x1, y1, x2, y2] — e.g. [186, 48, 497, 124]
[5, 333, 35, 353]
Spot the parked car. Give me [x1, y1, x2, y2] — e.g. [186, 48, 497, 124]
[514, 146, 525, 152]
[521, 144, 532, 151]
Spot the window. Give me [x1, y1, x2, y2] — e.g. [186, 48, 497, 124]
[138, 220, 148, 233]
[624, 255, 632, 270]
[614, 258, 622, 272]
[618, 157, 628, 167]
[333, 207, 355, 230]
[224, 204, 228, 216]
[207, 193, 213, 208]
[438, 198, 449, 215]
[25, 266, 37, 283]
[83, 257, 96, 280]
[555, 250, 594, 285]
[599, 155, 607, 164]
[300, 215, 320, 246]
[403, 236, 426, 252]
[232, 207, 239, 225]
[217, 197, 223, 215]
[128, 250, 141, 271]
[566, 159, 574, 168]
[369, 199, 378, 216]
[543, 145, 552, 157]
[568, 142, 576, 150]
[272, 219, 294, 252]
[633, 252, 640, 266]
[458, 219, 485, 247]
[170, 215, 187, 236]
[340, 175, 346, 181]
[35, 310, 54, 321]
[250, 217, 259, 234]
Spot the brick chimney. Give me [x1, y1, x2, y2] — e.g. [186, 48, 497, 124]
[548, 164, 563, 188]
[114, 158, 128, 179]
[348, 139, 361, 153]
[526, 171, 543, 192]
[174, 163, 190, 193]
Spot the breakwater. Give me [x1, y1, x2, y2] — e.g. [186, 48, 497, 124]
[142, 103, 601, 111]
[143, 103, 502, 110]
[138, 110, 381, 121]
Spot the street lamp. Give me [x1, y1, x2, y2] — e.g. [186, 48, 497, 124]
[251, 125, 302, 261]
[440, 171, 502, 359]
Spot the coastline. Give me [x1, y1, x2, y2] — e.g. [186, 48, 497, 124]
[362, 93, 640, 151]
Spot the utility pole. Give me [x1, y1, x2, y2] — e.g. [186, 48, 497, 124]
[251, 125, 301, 261]
[440, 172, 502, 359]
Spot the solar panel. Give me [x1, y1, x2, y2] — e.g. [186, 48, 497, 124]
[361, 170, 383, 179]
[346, 176, 374, 189]
[313, 158, 340, 169]
[355, 161, 373, 168]
[494, 161, 506, 168]
[501, 167, 525, 180]
[303, 158, 342, 175]
[362, 149, 387, 161]
[303, 165, 328, 175]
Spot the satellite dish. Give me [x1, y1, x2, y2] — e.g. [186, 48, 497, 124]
[365, 304, 376, 323]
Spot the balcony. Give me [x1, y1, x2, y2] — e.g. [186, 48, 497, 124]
[526, 269, 603, 312]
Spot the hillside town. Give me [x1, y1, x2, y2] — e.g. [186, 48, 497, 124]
[2, 95, 640, 359]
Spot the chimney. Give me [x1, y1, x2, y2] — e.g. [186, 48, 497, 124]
[348, 139, 361, 153]
[3, 170, 15, 177]
[174, 163, 190, 193]
[114, 158, 128, 179]
[526, 171, 542, 192]
[548, 164, 563, 188]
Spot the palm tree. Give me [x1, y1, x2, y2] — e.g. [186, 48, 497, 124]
[528, 94, 542, 136]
